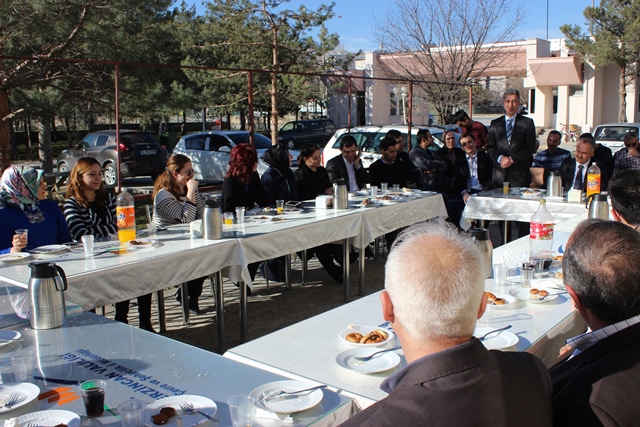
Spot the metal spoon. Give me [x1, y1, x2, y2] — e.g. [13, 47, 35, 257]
[478, 325, 512, 341]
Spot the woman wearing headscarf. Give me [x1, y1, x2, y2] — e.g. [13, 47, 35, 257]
[0, 166, 72, 254]
[261, 144, 299, 204]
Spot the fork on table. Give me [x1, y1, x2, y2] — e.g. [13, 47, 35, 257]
[3, 392, 26, 408]
[262, 384, 328, 402]
[179, 401, 221, 424]
[352, 346, 402, 362]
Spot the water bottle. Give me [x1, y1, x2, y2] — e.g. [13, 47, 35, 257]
[586, 162, 601, 199]
[203, 200, 222, 240]
[116, 189, 136, 244]
[530, 199, 554, 258]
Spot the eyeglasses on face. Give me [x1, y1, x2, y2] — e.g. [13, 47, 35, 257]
[178, 168, 194, 177]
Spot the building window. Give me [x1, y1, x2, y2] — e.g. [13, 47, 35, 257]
[529, 89, 536, 114]
[390, 92, 398, 116]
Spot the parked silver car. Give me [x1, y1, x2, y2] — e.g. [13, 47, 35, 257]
[592, 122, 640, 154]
[173, 131, 299, 183]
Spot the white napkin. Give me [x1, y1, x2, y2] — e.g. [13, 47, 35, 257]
[255, 406, 294, 423]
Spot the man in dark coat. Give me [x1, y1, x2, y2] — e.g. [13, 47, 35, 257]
[550, 220, 640, 426]
[556, 135, 610, 193]
[340, 222, 553, 427]
[326, 135, 370, 191]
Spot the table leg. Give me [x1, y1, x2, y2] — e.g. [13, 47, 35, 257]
[373, 237, 380, 261]
[156, 290, 167, 333]
[342, 239, 349, 302]
[240, 281, 248, 343]
[359, 225, 366, 297]
[301, 249, 308, 284]
[502, 220, 510, 245]
[285, 253, 292, 290]
[180, 283, 190, 325]
[211, 272, 226, 353]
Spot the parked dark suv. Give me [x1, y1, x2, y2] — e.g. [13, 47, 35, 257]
[56, 130, 167, 186]
[278, 118, 336, 149]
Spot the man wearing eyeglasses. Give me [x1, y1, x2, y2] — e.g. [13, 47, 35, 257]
[459, 134, 494, 203]
[612, 132, 640, 176]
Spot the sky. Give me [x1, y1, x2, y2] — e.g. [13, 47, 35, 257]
[183, 0, 599, 52]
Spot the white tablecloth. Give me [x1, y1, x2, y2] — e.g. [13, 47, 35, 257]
[460, 189, 588, 230]
[0, 312, 357, 426]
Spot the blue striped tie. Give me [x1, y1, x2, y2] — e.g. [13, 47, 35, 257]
[506, 118, 513, 145]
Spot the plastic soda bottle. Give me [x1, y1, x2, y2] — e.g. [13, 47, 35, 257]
[530, 198, 554, 258]
[116, 189, 136, 243]
[586, 162, 601, 199]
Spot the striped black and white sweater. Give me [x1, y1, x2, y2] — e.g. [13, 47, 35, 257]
[152, 188, 205, 227]
[63, 193, 117, 241]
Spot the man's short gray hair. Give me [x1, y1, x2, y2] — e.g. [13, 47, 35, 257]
[503, 88, 521, 101]
[385, 221, 484, 341]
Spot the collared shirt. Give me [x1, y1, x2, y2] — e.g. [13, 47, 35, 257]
[466, 153, 481, 191]
[380, 340, 475, 393]
[613, 148, 640, 176]
[342, 156, 360, 192]
[532, 148, 572, 170]
[565, 314, 640, 357]
[573, 161, 588, 188]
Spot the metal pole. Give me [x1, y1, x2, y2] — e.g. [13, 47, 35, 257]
[114, 64, 121, 191]
[248, 71, 255, 145]
[407, 81, 413, 151]
[347, 76, 352, 131]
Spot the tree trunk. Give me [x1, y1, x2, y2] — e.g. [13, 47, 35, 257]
[37, 118, 54, 173]
[239, 109, 246, 130]
[619, 65, 628, 123]
[0, 88, 11, 173]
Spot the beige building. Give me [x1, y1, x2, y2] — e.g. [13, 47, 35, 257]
[325, 38, 638, 133]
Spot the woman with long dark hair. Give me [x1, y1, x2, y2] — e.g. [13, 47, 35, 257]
[64, 158, 155, 332]
[152, 154, 206, 314]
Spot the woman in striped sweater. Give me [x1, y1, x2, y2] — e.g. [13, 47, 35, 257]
[152, 154, 205, 314]
[64, 157, 154, 332]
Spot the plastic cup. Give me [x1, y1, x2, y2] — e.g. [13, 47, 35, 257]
[80, 379, 106, 417]
[117, 399, 146, 427]
[276, 200, 284, 214]
[228, 395, 255, 427]
[370, 186, 378, 199]
[147, 223, 157, 244]
[10, 350, 34, 382]
[15, 229, 28, 246]
[530, 256, 546, 278]
[502, 182, 510, 195]
[392, 184, 400, 193]
[493, 263, 507, 287]
[235, 207, 245, 224]
[223, 212, 234, 226]
[520, 267, 535, 288]
[478, 303, 493, 326]
[380, 182, 388, 195]
[81, 235, 94, 256]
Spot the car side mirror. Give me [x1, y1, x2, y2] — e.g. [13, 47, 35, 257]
[218, 146, 231, 153]
[75, 143, 85, 150]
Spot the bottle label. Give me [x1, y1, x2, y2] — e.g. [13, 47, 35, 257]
[586, 174, 601, 194]
[116, 206, 135, 229]
[530, 222, 554, 240]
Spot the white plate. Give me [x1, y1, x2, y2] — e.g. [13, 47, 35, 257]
[0, 382, 41, 414]
[282, 208, 303, 214]
[31, 244, 69, 254]
[0, 330, 21, 349]
[125, 238, 155, 250]
[247, 215, 272, 223]
[338, 325, 395, 347]
[336, 348, 401, 374]
[15, 409, 79, 427]
[145, 395, 217, 427]
[0, 253, 30, 263]
[251, 380, 324, 414]
[509, 288, 560, 304]
[475, 327, 519, 350]
[485, 292, 516, 308]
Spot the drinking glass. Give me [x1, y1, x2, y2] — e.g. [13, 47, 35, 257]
[15, 229, 28, 246]
[80, 379, 106, 418]
[370, 186, 378, 199]
[147, 223, 157, 245]
[276, 200, 284, 214]
[11, 350, 34, 382]
[502, 182, 510, 195]
[380, 182, 388, 195]
[520, 267, 535, 288]
[392, 184, 400, 193]
[228, 395, 255, 427]
[223, 212, 234, 226]
[118, 399, 146, 427]
[493, 263, 507, 287]
[81, 235, 94, 256]
[235, 207, 245, 224]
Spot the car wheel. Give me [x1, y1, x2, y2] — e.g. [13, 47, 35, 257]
[286, 139, 296, 149]
[103, 163, 118, 186]
[57, 162, 70, 173]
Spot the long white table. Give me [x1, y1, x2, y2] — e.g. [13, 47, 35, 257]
[224, 214, 588, 408]
[0, 311, 357, 426]
[460, 189, 588, 230]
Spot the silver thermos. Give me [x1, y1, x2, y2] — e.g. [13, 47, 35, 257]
[586, 193, 609, 220]
[469, 228, 493, 279]
[28, 262, 68, 330]
[333, 179, 348, 210]
[547, 171, 563, 198]
[203, 199, 222, 240]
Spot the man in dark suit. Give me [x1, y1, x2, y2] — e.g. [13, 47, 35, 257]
[326, 135, 370, 191]
[557, 135, 610, 193]
[368, 136, 414, 188]
[437, 130, 467, 196]
[459, 133, 493, 202]
[340, 222, 553, 427]
[550, 220, 640, 426]
[486, 88, 537, 188]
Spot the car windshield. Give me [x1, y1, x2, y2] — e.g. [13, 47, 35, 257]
[227, 133, 274, 149]
[595, 126, 636, 142]
[122, 132, 159, 145]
